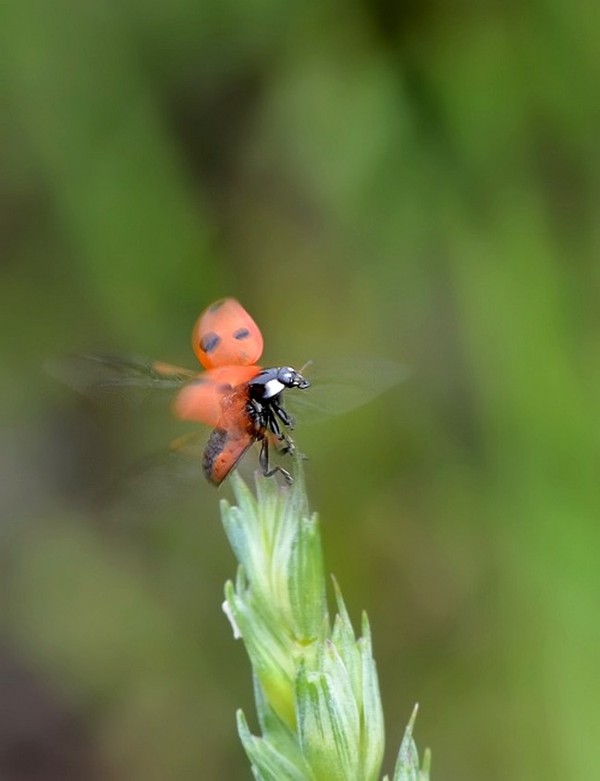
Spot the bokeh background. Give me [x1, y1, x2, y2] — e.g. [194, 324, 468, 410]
[1, 1, 599, 779]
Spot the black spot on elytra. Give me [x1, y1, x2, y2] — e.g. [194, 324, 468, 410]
[209, 299, 227, 313]
[233, 327, 250, 340]
[200, 332, 221, 354]
[203, 428, 229, 481]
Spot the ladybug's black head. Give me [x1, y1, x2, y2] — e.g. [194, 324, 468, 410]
[277, 367, 310, 390]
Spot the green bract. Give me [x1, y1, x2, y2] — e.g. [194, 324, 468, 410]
[221, 466, 430, 781]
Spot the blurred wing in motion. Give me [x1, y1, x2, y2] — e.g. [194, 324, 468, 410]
[93, 431, 210, 526]
[46, 353, 198, 404]
[287, 356, 410, 422]
[47, 354, 263, 513]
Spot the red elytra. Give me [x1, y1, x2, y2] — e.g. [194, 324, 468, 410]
[191, 297, 264, 370]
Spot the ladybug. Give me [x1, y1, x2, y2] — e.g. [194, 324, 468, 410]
[173, 298, 310, 485]
[52, 299, 406, 489]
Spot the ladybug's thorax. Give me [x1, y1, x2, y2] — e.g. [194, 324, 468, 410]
[248, 366, 310, 403]
[248, 368, 284, 403]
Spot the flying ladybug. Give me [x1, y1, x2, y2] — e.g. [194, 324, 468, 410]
[174, 297, 310, 485]
[55, 298, 310, 486]
[52, 298, 406, 488]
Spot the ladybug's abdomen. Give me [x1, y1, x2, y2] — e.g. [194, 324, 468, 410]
[202, 427, 255, 486]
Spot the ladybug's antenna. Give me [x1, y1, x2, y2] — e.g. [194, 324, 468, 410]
[299, 359, 314, 375]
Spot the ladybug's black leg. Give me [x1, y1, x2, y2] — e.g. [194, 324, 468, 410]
[246, 398, 263, 423]
[259, 437, 293, 484]
[271, 397, 295, 429]
[277, 434, 296, 456]
[273, 423, 305, 461]
[265, 409, 283, 440]
[264, 409, 296, 455]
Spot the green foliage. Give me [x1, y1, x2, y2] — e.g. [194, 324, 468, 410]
[221, 468, 429, 781]
[386, 706, 431, 781]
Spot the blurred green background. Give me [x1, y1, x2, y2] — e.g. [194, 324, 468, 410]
[1, 1, 598, 779]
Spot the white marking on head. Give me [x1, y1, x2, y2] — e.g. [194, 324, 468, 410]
[263, 379, 285, 398]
